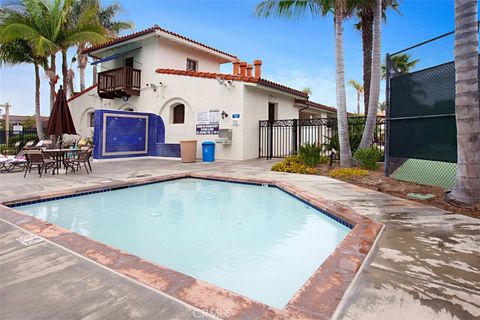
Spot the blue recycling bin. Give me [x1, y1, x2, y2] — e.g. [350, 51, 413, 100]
[202, 141, 215, 162]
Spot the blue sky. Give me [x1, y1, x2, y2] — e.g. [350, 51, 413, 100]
[0, 0, 457, 116]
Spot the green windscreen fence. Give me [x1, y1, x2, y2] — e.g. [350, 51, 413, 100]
[390, 60, 457, 162]
[387, 59, 460, 189]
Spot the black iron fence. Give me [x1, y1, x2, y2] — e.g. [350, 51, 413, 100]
[259, 116, 385, 159]
[0, 130, 39, 155]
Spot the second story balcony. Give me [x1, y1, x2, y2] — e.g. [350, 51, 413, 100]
[98, 67, 141, 99]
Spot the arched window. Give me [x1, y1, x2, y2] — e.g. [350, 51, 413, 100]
[88, 112, 95, 127]
[173, 104, 185, 124]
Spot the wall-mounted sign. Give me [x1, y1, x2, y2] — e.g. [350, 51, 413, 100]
[197, 109, 220, 124]
[196, 123, 219, 135]
[232, 113, 241, 126]
[12, 124, 23, 132]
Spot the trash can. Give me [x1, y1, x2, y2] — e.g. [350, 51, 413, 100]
[201, 141, 215, 162]
[180, 140, 197, 163]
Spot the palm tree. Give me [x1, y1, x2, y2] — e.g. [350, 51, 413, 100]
[0, 0, 66, 111]
[381, 53, 419, 79]
[447, 0, 480, 205]
[359, 0, 381, 149]
[302, 87, 312, 95]
[59, 0, 106, 97]
[0, 40, 47, 139]
[348, 80, 363, 114]
[355, 0, 399, 115]
[72, 0, 133, 91]
[255, 0, 354, 166]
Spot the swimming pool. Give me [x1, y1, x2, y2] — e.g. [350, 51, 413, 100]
[15, 178, 350, 308]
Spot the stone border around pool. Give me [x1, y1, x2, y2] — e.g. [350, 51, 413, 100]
[0, 172, 383, 320]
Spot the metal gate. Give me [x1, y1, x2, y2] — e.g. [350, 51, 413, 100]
[259, 116, 385, 159]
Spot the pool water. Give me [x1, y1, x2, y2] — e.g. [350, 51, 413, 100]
[16, 178, 350, 308]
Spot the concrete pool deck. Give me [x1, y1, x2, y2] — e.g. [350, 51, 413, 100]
[0, 158, 479, 319]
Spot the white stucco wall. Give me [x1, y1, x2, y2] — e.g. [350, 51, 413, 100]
[242, 85, 300, 159]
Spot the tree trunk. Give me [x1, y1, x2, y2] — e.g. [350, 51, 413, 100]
[78, 45, 88, 91]
[49, 55, 56, 112]
[62, 49, 68, 95]
[448, 0, 480, 205]
[359, 0, 382, 149]
[361, 10, 374, 116]
[34, 63, 45, 140]
[357, 92, 361, 114]
[335, 4, 353, 167]
[92, 62, 97, 85]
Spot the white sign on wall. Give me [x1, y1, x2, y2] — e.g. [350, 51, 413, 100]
[197, 109, 220, 124]
[232, 113, 241, 126]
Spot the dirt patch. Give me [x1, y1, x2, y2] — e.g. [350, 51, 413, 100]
[315, 164, 479, 219]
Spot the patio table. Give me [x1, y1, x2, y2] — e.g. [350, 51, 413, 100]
[42, 149, 80, 175]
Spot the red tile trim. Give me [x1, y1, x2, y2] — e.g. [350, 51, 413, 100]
[84, 25, 236, 59]
[0, 173, 382, 320]
[67, 84, 98, 103]
[155, 69, 309, 98]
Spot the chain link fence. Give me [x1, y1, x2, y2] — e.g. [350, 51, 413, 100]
[385, 51, 463, 189]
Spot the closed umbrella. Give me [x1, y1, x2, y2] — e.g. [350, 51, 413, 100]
[46, 86, 77, 144]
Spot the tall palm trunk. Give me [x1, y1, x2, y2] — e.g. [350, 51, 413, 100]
[335, 1, 353, 167]
[448, 0, 480, 205]
[49, 54, 56, 111]
[34, 63, 45, 140]
[62, 49, 69, 96]
[77, 44, 89, 91]
[359, 0, 382, 149]
[92, 58, 98, 85]
[356, 92, 361, 114]
[360, 10, 374, 116]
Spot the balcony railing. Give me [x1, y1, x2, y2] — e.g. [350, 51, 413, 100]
[98, 67, 141, 99]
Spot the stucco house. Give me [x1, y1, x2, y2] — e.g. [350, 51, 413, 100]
[68, 25, 337, 160]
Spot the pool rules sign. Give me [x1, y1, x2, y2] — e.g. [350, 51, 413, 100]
[196, 109, 220, 135]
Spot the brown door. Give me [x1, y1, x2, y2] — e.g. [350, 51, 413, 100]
[268, 103, 276, 122]
[125, 57, 134, 68]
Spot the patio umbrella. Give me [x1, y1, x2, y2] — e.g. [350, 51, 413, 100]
[46, 85, 77, 137]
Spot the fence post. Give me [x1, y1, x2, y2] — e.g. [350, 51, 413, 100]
[384, 53, 392, 176]
[292, 119, 298, 154]
[268, 120, 273, 160]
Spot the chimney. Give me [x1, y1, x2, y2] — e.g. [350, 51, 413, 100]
[239, 62, 247, 77]
[246, 64, 253, 77]
[254, 60, 262, 78]
[233, 59, 240, 75]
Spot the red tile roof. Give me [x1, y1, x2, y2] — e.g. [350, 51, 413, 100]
[84, 25, 236, 59]
[67, 84, 97, 103]
[155, 69, 309, 98]
[294, 99, 338, 113]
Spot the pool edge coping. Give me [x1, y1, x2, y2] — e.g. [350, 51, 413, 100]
[0, 172, 383, 320]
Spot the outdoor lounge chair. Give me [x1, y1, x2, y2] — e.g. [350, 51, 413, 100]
[66, 148, 92, 174]
[23, 140, 36, 150]
[0, 150, 27, 173]
[23, 149, 56, 178]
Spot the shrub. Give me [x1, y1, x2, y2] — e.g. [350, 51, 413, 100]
[329, 168, 369, 180]
[271, 156, 319, 175]
[323, 125, 363, 154]
[298, 142, 323, 167]
[353, 147, 383, 170]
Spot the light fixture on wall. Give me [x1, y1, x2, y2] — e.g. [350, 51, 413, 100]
[221, 110, 229, 119]
[122, 96, 129, 102]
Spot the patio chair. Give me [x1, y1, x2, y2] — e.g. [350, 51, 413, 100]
[66, 148, 92, 174]
[23, 149, 56, 178]
[80, 146, 93, 172]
